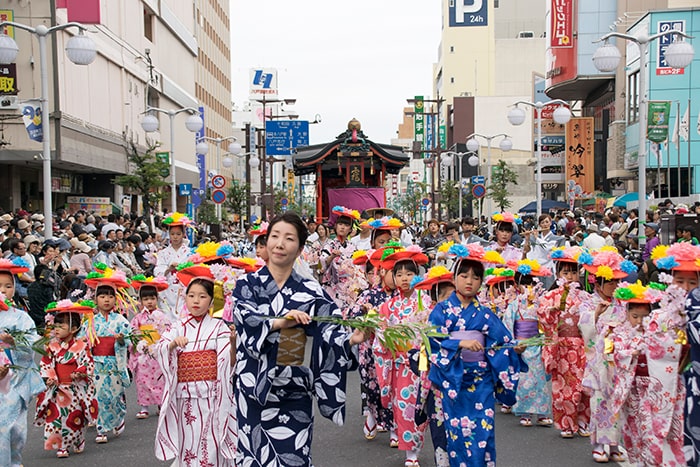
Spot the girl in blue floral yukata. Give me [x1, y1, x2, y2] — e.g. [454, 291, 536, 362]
[428, 243, 521, 467]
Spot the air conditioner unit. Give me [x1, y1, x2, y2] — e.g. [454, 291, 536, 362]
[0, 95, 20, 111]
[518, 31, 535, 39]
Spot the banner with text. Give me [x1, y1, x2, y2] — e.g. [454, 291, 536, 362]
[647, 101, 671, 143]
[565, 117, 595, 195]
[413, 96, 424, 151]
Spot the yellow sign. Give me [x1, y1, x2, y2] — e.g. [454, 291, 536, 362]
[0, 10, 14, 38]
[287, 170, 295, 197]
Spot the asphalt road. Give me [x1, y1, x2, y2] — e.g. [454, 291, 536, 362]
[23, 369, 625, 466]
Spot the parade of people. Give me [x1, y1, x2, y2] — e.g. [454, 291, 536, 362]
[5, 2, 700, 466]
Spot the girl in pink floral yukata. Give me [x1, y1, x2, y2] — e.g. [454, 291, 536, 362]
[128, 276, 171, 420]
[373, 246, 431, 467]
[609, 281, 687, 466]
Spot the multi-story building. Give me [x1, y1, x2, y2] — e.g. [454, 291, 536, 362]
[399, 0, 551, 219]
[0, 0, 231, 216]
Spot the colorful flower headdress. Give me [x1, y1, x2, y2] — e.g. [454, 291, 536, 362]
[484, 267, 516, 286]
[249, 221, 268, 237]
[130, 274, 169, 292]
[492, 212, 522, 225]
[85, 263, 131, 289]
[45, 299, 98, 344]
[225, 256, 265, 274]
[188, 241, 235, 264]
[0, 257, 30, 275]
[162, 211, 194, 228]
[508, 259, 552, 277]
[332, 205, 361, 221]
[411, 265, 454, 290]
[550, 246, 583, 263]
[368, 216, 404, 231]
[352, 249, 372, 266]
[438, 241, 455, 255]
[447, 243, 506, 265]
[613, 280, 666, 304]
[652, 243, 700, 272]
[176, 261, 215, 286]
[578, 246, 636, 280]
[369, 240, 404, 268]
[381, 245, 429, 270]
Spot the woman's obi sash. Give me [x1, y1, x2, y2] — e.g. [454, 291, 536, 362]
[277, 327, 307, 366]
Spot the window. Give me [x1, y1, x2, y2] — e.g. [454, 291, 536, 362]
[627, 70, 639, 123]
[450, 77, 455, 84]
[450, 46, 454, 53]
[494, 0, 499, 7]
[144, 8, 154, 42]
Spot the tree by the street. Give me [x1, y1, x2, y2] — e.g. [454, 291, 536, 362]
[114, 141, 169, 231]
[489, 159, 518, 212]
[394, 180, 428, 224]
[225, 181, 250, 219]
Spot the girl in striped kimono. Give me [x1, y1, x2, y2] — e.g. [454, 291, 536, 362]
[233, 212, 366, 467]
[154, 263, 237, 466]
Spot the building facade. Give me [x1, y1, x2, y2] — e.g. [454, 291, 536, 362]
[0, 0, 231, 216]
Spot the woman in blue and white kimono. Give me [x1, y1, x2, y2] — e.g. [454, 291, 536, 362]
[428, 244, 521, 467]
[233, 212, 366, 467]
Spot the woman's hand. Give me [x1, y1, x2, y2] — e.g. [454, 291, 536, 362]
[459, 339, 483, 351]
[272, 310, 310, 331]
[169, 336, 188, 351]
[0, 365, 8, 379]
[349, 328, 368, 346]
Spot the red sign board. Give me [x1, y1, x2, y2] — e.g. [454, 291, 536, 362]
[550, 0, 573, 48]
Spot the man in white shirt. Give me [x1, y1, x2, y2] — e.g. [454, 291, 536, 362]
[582, 223, 606, 250]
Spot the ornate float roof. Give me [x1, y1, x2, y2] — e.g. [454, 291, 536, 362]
[292, 118, 409, 176]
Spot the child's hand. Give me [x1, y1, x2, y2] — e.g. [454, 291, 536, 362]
[0, 365, 8, 378]
[46, 378, 57, 387]
[595, 301, 611, 320]
[514, 344, 526, 354]
[459, 339, 484, 352]
[71, 372, 87, 381]
[115, 333, 125, 345]
[169, 336, 188, 351]
[0, 332, 15, 346]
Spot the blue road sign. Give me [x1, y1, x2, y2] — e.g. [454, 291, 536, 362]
[472, 184, 486, 199]
[178, 183, 192, 196]
[471, 175, 485, 184]
[211, 189, 226, 204]
[280, 197, 288, 206]
[265, 120, 309, 156]
[421, 197, 430, 206]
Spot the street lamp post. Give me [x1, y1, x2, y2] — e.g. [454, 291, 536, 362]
[441, 151, 479, 219]
[141, 107, 203, 212]
[465, 133, 512, 230]
[0, 23, 97, 239]
[195, 136, 242, 220]
[507, 100, 571, 219]
[592, 30, 694, 249]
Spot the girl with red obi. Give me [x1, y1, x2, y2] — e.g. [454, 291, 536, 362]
[34, 300, 99, 458]
[537, 246, 591, 439]
[82, 267, 132, 444]
[154, 263, 237, 466]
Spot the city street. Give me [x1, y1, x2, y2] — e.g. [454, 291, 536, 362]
[23, 368, 617, 466]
